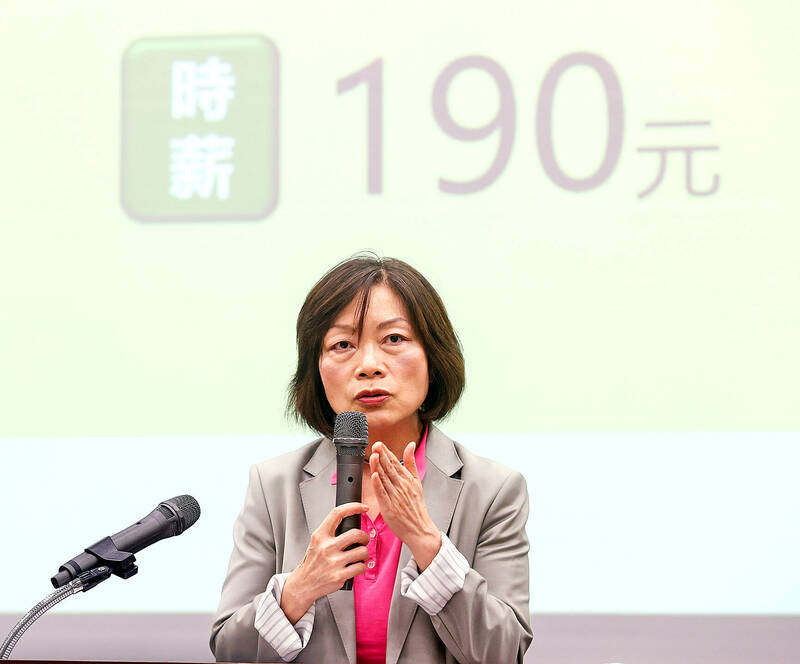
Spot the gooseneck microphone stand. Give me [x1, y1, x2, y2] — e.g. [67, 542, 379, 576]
[0, 566, 112, 659]
[1, 536, 141, 660]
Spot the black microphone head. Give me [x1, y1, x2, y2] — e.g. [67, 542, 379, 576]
[160, 495, 201, 534]
[333, 411, 368, 442]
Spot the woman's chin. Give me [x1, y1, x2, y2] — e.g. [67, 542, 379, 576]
[364, 411, 392, 428]
[363, 410, 420, 433]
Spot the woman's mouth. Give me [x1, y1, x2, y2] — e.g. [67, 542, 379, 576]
[356, 390, 391, 406]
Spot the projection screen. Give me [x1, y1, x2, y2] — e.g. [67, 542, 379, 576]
[1, 1, 798, 662]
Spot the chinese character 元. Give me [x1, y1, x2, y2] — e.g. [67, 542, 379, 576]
[637, 121, 720, 198]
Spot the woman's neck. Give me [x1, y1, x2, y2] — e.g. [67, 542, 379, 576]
[365, 416, 425, 461]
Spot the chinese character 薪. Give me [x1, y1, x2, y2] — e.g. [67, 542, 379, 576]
[169, 133, 235, 200]
[172, 56, 236, 122]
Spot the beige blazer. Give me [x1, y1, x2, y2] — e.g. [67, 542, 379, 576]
[210, 424, 533, 664]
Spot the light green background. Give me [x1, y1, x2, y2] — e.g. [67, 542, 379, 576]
[0, 1, 798, 437]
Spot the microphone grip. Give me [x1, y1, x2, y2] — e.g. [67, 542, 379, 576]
[52, 509, 174, 587]
[335, 453, 365, 591]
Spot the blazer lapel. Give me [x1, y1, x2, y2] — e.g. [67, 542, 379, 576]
[385, 424, 464, 664]
[299, 437, 358, 664]
[298, 426, 464, 664]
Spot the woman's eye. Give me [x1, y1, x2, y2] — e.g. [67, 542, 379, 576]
[332, 341, 351, 351]
[386, 334, 405, 344]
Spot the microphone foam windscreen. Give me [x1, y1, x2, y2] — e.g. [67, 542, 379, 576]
[333, 411, 368, 441]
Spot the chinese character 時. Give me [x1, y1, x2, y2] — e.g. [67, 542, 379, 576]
[171, 56, 236, 122]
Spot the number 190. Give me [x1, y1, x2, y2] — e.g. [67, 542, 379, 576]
[337, 52, 624, 194]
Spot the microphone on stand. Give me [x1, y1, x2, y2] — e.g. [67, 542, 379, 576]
[51, 494, 201, 588]
[333, 411, 368, 591]
[1, 495, 202, 661]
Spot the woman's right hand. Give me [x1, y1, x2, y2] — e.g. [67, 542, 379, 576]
[280, 502, 370, 623]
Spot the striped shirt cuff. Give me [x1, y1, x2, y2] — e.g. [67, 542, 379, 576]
[400, 531, 470, 615]
[254, 572, 315, 662]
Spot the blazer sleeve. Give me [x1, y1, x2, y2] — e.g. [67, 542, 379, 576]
[210, 463, 290, 663]
[428, 470, 533, 664]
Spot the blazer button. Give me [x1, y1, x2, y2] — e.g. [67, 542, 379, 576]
[367, 560, 376, 569]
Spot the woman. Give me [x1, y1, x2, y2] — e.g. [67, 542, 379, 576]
[210, 255, 532, 664]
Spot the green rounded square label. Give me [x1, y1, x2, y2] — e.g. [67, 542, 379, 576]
[121, 35, 279, 221]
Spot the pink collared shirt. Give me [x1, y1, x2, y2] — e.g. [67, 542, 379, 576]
[329, 425, 429, 664]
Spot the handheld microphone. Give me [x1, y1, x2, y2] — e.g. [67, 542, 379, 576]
[51, 494, 201, 588]
[333, 411, 368, 591]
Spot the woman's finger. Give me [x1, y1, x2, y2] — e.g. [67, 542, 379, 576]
[323, 502, 368, 537]
[373, 450, 395, 495]
[372, 471, 390, 506]
[378, 443, 403, 483]
[403, 443, 420, 479]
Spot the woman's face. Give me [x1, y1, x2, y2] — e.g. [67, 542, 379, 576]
[319, 284, 429, 436]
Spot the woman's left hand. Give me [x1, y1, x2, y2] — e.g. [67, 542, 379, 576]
[369, 441, 442, 569]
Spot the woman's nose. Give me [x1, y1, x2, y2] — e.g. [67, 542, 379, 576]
[356, 343, 384, 376]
